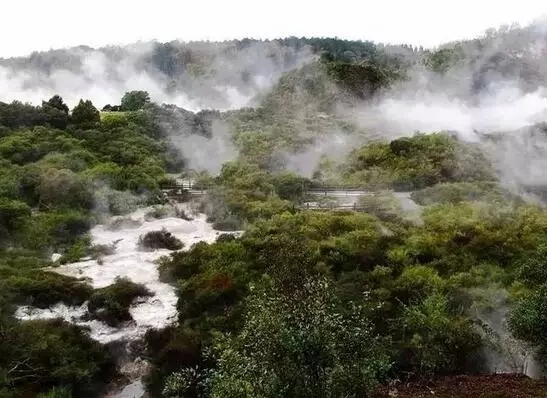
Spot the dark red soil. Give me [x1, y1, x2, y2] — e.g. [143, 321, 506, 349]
[373, 374, 547, 398]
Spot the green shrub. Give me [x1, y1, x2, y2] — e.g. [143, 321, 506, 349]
[144, 205, 171, 221]
[508, 284, 547, 361]
[4, 269, 93, 308]
[87, 277, 153, 326]
[88, 243, 116, 259]
[342, 133, 494, 190]
[37, 386, 73, 398]
[212, 216, 242, 231]
[205, 277, 391, 398]
[1, 319, 115, 396]
[23, 210, 91, 251]
[138, 229, 184, 251]
[410, 182, 503, 206]
[93, 186, 143, 216]
[143, 327, 204, 397]
[59, 235, 91, 264]
[0, 198, 31, 234]
[399, 293, 482, 375]
[358, 191, 404, 222]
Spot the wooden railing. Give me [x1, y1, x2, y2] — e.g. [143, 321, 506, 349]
[164, 181, 369, 194]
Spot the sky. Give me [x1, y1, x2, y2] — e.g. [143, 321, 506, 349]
[1, 0, 547, 57]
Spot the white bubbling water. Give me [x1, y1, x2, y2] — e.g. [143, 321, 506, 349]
[15, 205, 240, 344]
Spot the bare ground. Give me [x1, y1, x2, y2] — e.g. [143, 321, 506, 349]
[374, 374, 547, 398]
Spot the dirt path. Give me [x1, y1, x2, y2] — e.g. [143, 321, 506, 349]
[374, 374, 547, 398]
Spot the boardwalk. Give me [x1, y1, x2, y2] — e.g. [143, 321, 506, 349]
[163, 179, 421, 213]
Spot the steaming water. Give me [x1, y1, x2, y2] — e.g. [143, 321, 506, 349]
[15, 204, 240, 396]
[16, 205, 233, 343]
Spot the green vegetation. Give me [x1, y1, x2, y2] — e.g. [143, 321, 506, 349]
[138, 229, 184, 251]
[410, 182, 506, 206]
[4, 28, 547, 397]
[87, 277, 153, 327]
[0, 318, 115, 397]
[340, 133, 494, 190]
[120, 90, 151, 111]
[0, 91, 183, 396]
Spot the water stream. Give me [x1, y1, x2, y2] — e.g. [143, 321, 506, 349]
[15, 204, 240, 396]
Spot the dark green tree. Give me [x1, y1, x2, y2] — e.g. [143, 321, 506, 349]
[71, 99, 100, 126]
[42, 95, 69, 129]
[44, 95, 69, 114]
[120, 91, 151, 111]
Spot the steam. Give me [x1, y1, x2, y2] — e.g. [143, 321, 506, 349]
[353, 84, 547, 143]
[3, 22, 547, 187]
[170, 119, 237, 174]
[0, 40, 313, 111]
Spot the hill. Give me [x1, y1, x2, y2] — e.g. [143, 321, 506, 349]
[3, 21, 547, 398]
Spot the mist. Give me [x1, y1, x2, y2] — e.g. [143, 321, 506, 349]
[3, 23, 547, 186]
[169, 119, 238, 174]
[0, 40, 313, 111]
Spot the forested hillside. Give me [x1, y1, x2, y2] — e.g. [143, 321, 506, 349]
[2, 22, 547, 398]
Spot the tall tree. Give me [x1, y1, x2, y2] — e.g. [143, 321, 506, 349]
[42, 95, 69, 129]
[120, 91, 151, 111]
[44, 95, 69, 114]
[71, 99, 100, 126]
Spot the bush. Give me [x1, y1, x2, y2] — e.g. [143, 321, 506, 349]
[93, 186, 143, 217]
[343, 133, 494, 190]
[175, 207, 193, 221]
[358, 191, 404, 222]
[4, 269, 93, 308]
[138, 229, 184, 251]
[1, 319, 115, 397]
[0, 198, 31, 234]
[143, 326, 205, 397]
[87, 277, 153, 327]
[143, 204, 192, 221]
[23, 210, 91, 252]
[37, 386, 73, 398]
[88, 243, 116, 259]
[144, 205, 171, 221]
[205, 277, 391, 398]
[58, 235, 91, 264]
[410, 182, 503, 206]
[212, 216, 242, 231]
[508, 284, 547, 362]
[71, 99, 100, 126]
[399, 293, 482, 375]
[120, 91, 151, 111]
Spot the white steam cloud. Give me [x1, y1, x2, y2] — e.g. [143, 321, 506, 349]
[3, 23, 547, 186]
[0, 41, 313, 111]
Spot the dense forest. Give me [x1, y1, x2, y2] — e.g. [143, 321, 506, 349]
[3, 22, 547, 397]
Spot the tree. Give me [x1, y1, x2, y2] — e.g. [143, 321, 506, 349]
[37, 168, 92, 210]
[196, 277, 390, 398]
[102, 104, 121, 112]
[42, 95, 69, 130]
[509, 285, 547, 363]
[44, 95, 69, 114]
[0, 198, 31, 242]
[120, 91, 151, 111]
[71, 99, 100, 126]
[0, 319, 115, 396]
